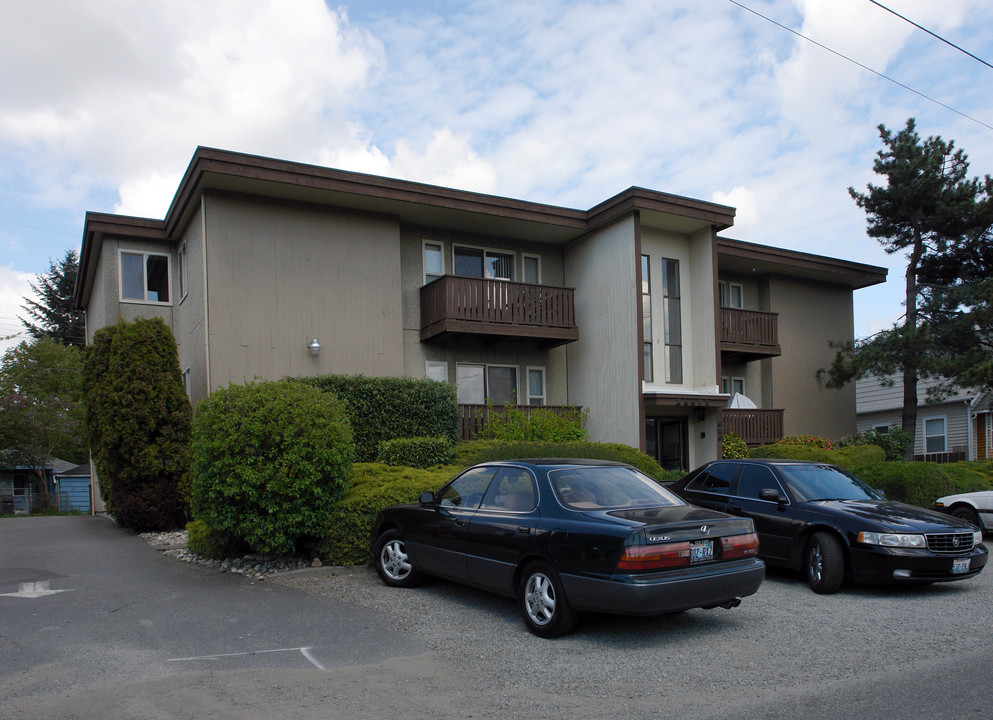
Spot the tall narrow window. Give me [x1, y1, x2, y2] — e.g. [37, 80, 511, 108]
[642, 255, 653, 382]
[662, 258, 682, 383]
[523, 255, 541, 284]
[923, 417, 947, 454]
[120, 250, 170, 303]
[178, 242, 189, 300]
[527, 367, 545, 406]
[424, 242, 444, 284]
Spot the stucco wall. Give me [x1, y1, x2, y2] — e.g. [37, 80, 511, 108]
[202, 192, 404, 389]
[173, 202, 209, 403]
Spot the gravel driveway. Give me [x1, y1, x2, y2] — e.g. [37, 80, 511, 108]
[270, 557, 991, 719]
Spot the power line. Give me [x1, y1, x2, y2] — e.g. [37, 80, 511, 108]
[867, 0, 993, 70]
[0, 218, 77, 237]
[727, 0, 993, 133]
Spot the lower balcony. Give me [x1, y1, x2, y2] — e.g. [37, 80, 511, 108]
[421, 276, 579, 348]
[721, 408, 784, 446]
[459, 404, 582, 441]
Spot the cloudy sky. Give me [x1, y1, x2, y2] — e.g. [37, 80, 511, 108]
[2, 0, 992, 353]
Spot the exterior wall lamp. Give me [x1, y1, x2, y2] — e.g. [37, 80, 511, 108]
[308, 338, 321, 356]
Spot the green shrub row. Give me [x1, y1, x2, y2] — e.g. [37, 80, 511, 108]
[297, 375, 459, 462]
[311, 463, 459, 566]
[476, 402, 587, 442]
[452, 439, 665, 479]
[377, 436, 454, 468]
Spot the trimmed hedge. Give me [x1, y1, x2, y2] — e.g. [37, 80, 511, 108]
[82, 317, 191, 531]
[749, 441, 885, 470]
[190, 379, 354, 554]
[186, 519, 248, 560]
[297, 375, 459, 462]
[451, 440, 665, 479]
[377, 436, 454, 468]
[852, 462, 958, 507]
[312, 463, 459, 566]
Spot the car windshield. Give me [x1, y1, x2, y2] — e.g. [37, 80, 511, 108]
[549, 466, 685, 510]
[777, 464, 882, 502]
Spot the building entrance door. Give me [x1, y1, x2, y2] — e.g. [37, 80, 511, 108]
[645, 417, 688, 472]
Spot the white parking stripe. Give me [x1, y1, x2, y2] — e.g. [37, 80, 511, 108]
[168, 646, 325, 669]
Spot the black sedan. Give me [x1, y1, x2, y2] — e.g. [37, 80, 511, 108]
[371, 459, 765, 637]
[669, 459, 988, 593]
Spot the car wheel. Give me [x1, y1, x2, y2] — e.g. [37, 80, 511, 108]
[805, 531, 844, 594]
[374, 529, 422, 588]
[951, 506, 981, 528]
[518, 561, 577, 638]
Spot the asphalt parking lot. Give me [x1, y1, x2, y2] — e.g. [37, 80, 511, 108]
[3, 516, 990, 719]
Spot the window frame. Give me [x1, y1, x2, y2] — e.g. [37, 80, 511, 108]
[119, 249, 172, 304]
[425, 360, 449, 383]
[423, 240, 444, 285]
[453, 244, 515, 281]
[662, 258, 682, 384]
[642, 254, 653, 383]
[526, 366, 546, 406]
[178, 241, 189, 301]
[522, 254, 541, 284]
[922, 415, 947, 455]
[456, 362, 519, 406]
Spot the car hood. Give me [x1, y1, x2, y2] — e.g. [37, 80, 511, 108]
[589, 505, 755, 538]
[812, 499, 976, 533]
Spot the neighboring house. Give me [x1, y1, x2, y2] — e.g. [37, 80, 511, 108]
[856, 376, 993, 462]
[73, 147, 886, 473]
[0, 458, 79, 513]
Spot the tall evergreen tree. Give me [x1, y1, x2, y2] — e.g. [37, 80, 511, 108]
[20, 248, 85, 348]
[829, 118, 991, 459]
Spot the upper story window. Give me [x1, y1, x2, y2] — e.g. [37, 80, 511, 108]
[663, 258, 682, 384]
[424, 242, 444, 284]
[523, 254, 541, 284]
[642, 255, 653, 383]
[121, 250, 170, 303]
[454, 246, 513, 280]
[178, 242, 189, 300]
[719, 281, 743, 308]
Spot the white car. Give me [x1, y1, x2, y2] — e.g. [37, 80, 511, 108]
[934, 491, 993, 533]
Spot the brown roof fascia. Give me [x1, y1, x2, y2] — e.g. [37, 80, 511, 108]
[74, 212, 168, 308]
[164, 147, 589, 237]
[586, 187, 736, 231]
[717, 236, 887, 288]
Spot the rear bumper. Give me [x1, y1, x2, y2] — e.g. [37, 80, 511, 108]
[849, 543, 988, 584]
[561, 558, 766, 616]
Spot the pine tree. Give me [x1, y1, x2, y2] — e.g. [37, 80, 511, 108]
[20, 248, 85, 348]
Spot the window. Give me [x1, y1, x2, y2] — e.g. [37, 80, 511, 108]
[120, 250, 170, 303]
[642, 255, 653, 383]
[923, 417, 947, 454]
[735, 465, 783, 501]
[523, 255, 541, 284]
[686, 463, 737, 495]
[527, 367, 545, 406]
[438, 466, 497, 509]
[425, 361, 448, 382]
[182, 368, 192, 399]
[178, 242, 189, 300]
[481, 467, 537, 512]
[424, 242, 444, 284]
[662, 258, 682, 383]
[719, 281, 743, 308]
[454, 246, 513, 280]
[456, 363, 518, 405]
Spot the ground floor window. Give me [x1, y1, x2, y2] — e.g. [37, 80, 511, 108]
[923, 416, 947, 454]
[645, 417, 687, 472]
[456, 364, 518, 406]
[526, 367, 545, 406]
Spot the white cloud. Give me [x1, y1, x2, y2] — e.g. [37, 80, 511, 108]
[713, 187, 760, 231]
[0, 265, 34, 356]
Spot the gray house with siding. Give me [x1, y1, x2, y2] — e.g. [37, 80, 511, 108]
[856, 375, 993, 461]
[73, 147, 886, 475]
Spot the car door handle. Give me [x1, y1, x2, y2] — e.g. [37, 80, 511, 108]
[516, 526, 530, 534]
[455, 518, 466, 526]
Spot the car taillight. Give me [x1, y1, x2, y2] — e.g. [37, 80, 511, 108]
[721, 532, 759, 559]
[617, 542, 693, 571]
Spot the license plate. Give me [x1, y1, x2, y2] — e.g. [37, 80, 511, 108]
[690, 540, 714, 563]
[952, 558, 971, 574]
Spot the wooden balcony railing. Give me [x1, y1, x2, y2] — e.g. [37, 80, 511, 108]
[421, 276, 578, 347]
[721, 408, 784, 447]
[720, 307, 781, 358]
[458, 404, 583, 441]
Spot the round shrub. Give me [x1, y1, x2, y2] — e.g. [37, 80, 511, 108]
[190, 379, 354, 554]
[721, 432, 749, 459]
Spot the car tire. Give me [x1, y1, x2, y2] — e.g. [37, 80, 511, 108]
[951, 506, 981, 529]
[805, 531, 844, 594]
[518, 561, 577, 638]
[374, 529, 422, 588]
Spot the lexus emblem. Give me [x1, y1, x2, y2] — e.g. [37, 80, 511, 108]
[700, 525, 711, 536]
[953, 535, 962, 548]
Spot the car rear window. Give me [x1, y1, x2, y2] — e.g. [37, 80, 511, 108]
[549, 466, 685, 510]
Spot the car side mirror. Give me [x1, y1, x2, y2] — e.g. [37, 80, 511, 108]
[875, 488, 886, 499]
[419, 491, 435, 505]
[760, 488, 786, 504]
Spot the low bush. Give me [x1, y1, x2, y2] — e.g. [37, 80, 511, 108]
[312, 463, 459, 566]
[749, 441, 885, 471]
[185, 519, 248, 560]
[837, 425, 912, 461]
[189, 379, 354, 554]
[452, 440, 665, 479]
[779, 433, 833, 450]
[853, 462, 958, 507]
[477, 402, 587, 442]
[721, 432, 749, 459]
[377, 436, 454, 468]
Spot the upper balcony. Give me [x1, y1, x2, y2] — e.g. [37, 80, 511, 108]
[720, 307, 781, 360]
[420, 276, 579, 348]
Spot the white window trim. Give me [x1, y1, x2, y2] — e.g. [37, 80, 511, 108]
[423, 240, 444, 285]
[526, 366, 546, 406]
[178, 241, 189, 301]
[452, 243, 515, 281]
[119, 249, 172, 305]
[456, 362, 520, 404]
[425, 360, 448, 383]
[922, 415, 948, 454]
[522, 253, 542, 284]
